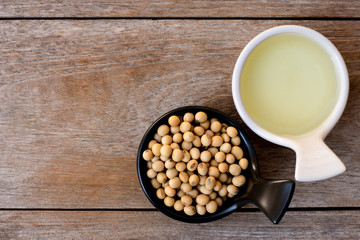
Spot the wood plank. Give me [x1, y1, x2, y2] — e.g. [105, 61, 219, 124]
[1, 1, 360, 18]
[0, 210, 359, 239]
[0, 20, 359, 208]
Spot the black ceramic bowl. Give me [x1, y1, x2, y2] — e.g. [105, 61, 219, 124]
[137, 106, 295, 224]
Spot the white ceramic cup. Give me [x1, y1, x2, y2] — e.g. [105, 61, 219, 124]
[232, 25, 349, 182]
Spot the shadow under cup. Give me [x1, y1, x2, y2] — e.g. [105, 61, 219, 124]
[137, 106, 295, 224]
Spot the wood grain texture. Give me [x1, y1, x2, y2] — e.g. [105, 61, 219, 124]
[1, 0, 360, 18]
[0, 20, 359, 208]
[0, 210, 360, 239]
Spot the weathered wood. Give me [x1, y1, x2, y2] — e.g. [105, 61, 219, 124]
[0, 20, 359, 208]
[1, 0, 360, 18]
[0, 210, 359, 239]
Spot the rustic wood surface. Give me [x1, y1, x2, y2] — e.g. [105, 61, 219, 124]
[0, 1, 359, 239]
[1, 211, 359, 239]
[1, 0, 360, 18]
[1, 20, 359, 209]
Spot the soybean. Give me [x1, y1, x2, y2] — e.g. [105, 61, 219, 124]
[180, 182, 192, 193]
[170, 126, 180, 134]
[177, 190, 185, 198]
[160, 145, 172, 158]
[206, 201, 218, 213]
[170, 143, 180, 150]
[181, 141, 192, 151]
[210, 159, 219, 167]
[183, 131, 195, 142]
[220, 143, 232, 154]
[227, 184, 239, 195]
[218, 173, 228, 183]
[196, 204, 206, 215]
[226, 126, 238, 138]
[208, 147, 218, 157]
[232, 175, 246, 187]
[201, 134, 211, 147]
[179, 172, 189, 183]
[161, 135, 172, 145]
[187, 189, 199, 199]
[187, 160, 198, 172]
[183, 112, 195, 122]
[205, 176, 216, 190]
[225, 154, 235, 164]
[181, 195, 193, 206]
[151, 178, 161, 189]
[184, 206, 196, 216]
[172, 148, 184, 162]
[192, 136, 201, 148]
[200, 150, 211, 163]
[196, 194, 210, 205]
[189, 174, 200, 186]
[175, 162, 187, 172]
[169, 177, 181, 189]
[158, 124, 170, 137]
[221, 133, 230, 143]
[231, 136, 241, 146]
[190, 148, 200, 159]
[168, 115, 180, 126]
[147, 169, 157, 179]
[214, 181, 222, 191]
[157, 172, 167, 184]
[199, 175, 207, 186]
[156, 188, 166, 199]
[208, 166, 220, 178]
[166, 168, 178, 179]
[182, 150, 191, 162]
[200, 120, 210, 130]
[165, 160, 175, 169]
[195, 111, 207, 123]
[210, 121, 222, 133]
[211, 135, 223, 147]
[173, 133, 183, 143]
[239, 158, 249, 170]
[215, 197, 223, 207]
[164, 196, 175, 207]
[164, 186, 176, 197]
[143, 149, 153, 161]
[194, 126, 205, 136]
[215, 151, 225, 163]
[174, 200, 184, 211]
[197, 163, 208, 176]
[231, 146, 244, 160]
[152, 161, 165, 172]
[209, 191, 217, 200]
[229, 164, 241, 176]
[180, 121, 192, 133]
[218, 162, 229, 173]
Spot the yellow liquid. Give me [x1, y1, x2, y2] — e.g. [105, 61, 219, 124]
[241, 33, 339, 136]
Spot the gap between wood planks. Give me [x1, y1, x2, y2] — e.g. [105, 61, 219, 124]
[0, 207, 359, 211]
[0, 17, 360, 21]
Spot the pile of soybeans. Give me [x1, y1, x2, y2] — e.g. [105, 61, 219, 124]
[142, 111, 249, 216]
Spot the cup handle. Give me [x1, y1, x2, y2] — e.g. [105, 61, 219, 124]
[246, 178, 295, 224]
[294, 139, 346, 182]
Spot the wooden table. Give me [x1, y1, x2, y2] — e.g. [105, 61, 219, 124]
[1, 1, 359, 239]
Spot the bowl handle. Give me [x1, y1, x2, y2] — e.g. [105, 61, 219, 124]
[247, 179, 295, 224]
[293, 138, 346, 182]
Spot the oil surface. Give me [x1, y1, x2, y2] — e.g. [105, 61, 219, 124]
[241, 33, 339, 136]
